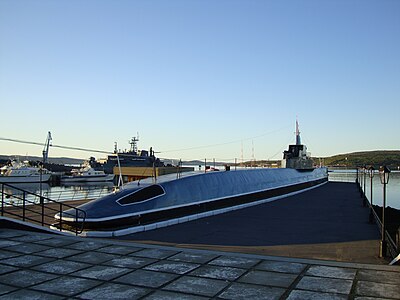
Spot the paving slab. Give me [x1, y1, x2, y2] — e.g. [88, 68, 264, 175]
[357, 269, 400, 285]
[0, 283, 18, 296]
[0, 289, 63, 299]
[133, 248, 179, 259]
[32, 259, 92, 275]
[355, 281, 400, 299]
[102, 256, 156, 269]
[0, 240, 22, 248]
[188, 265, 246, 281]
[0, 230, 25, 238]
[33, 237, 80, 247]
[218, 282, 285, 300]
[77, 282, 150, 299]
[0, 265, 17, 275]
[295, 276, 354, 294]
[163, 276, 229, 297]
[144, 260, 200, 274]
[0, 269, 58, 288]
[65, 240, 110, 251]
[254, 259, 307, 274]
[0, 249, 20, 260]
[208, 255, 260, 268]
[144, 290, 209, 299]
[94, 244, 142, 255]
[35, 247, 82, 258]
[238, 270, 298, 288]
[31, 276, 102, 297]
[12, 234, 53, 242]
[286, 289, 347, 300]
[306, 265, 357, 280]
[168, 252, 218, 264]
[114, 269, 178, 288]
[2, 242, 51, 254]
[66, 251, 118, 264]
[73, 265, 132, 280]
[0, 254, 54, 268]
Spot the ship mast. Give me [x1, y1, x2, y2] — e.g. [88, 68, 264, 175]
[129, 134, 139, 153]
[295, 119, 301, 146]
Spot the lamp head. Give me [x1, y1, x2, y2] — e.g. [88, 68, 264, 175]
[379, 166, 391, 184]
[368, 166, 375, 178]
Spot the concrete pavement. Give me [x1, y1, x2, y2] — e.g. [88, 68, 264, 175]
[0, 228, 399, 299]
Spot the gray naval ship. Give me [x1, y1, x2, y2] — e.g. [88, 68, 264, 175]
[102, 136, 164, 174]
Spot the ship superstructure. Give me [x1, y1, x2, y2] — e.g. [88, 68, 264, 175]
[282, 120, 314, 169]
[102, 136, 164, 174]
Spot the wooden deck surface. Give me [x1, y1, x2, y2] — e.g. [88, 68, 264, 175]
[1, 199, 90, 228]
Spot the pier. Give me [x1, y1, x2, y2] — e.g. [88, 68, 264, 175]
[1, 181, 400, 298]
[116, 182, 386, 264]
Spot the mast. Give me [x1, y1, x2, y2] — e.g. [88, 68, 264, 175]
[295, 119, 301, 145]
[129, 135, 139, 153]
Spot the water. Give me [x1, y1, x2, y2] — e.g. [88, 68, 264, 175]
[329, 169, 400, 209]
[1, 182, 114, 206]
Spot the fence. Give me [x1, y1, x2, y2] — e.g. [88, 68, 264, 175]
[1, 182, 86, 235]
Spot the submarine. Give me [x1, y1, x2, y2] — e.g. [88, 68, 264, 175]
[54, 121, 328, 236]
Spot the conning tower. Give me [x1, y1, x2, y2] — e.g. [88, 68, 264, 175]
[282, 120, 314, 169]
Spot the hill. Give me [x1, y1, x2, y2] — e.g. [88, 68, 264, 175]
[237, 150, 400, 169]
[0, 155, 84, 165]
[316, 150, 400, 169]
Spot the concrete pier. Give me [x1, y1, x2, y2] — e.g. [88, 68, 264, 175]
[118, 182, 385, 264]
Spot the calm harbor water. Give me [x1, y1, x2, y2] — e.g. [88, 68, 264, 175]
[328, 170, 400, 209]
[3, 168, 400, 209]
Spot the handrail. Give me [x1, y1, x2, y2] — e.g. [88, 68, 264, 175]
[0, 182, 86, 235]
[357, 179, 399, 260]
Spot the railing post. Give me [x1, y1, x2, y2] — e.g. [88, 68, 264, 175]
[59, 202, 63, 232]
[22, 191, 26, 221]
[76, 209, 78, 236]
[1, 184, 4, 216]
[41, 196, 44, 226]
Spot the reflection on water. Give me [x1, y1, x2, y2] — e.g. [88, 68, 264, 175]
[329, 169, 400, 209]
[1, 182, 115, 206]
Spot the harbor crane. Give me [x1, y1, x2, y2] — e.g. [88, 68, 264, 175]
[42, 131, 52, 164]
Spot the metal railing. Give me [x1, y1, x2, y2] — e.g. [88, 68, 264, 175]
[1, 182, 86, 235]
[356, 173, 399, 260]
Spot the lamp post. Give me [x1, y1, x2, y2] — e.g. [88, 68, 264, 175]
[379, 165, 390, 258]
[368, 166, 375, 223]
[356, 167, 359, 185]
[363, 165, 367, 206]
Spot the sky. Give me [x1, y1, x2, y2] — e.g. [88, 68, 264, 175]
[0, 0, 399, 162]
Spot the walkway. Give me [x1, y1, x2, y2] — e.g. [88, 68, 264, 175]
[118, 182, 384, 264]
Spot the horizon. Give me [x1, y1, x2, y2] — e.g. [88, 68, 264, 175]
[1, 1, 399, 161]
[1, 148, 399, 163]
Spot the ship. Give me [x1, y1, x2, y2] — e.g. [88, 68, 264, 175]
[102, 137, 164, 174]
[54, 122, 328, 236]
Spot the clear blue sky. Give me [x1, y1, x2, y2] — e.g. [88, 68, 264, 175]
[1, 0, 399, 162]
